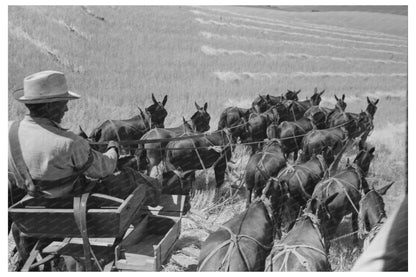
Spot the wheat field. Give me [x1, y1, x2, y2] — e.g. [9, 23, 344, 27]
[8, 6, 407, 271]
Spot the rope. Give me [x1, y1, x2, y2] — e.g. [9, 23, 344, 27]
[266, 213, 326, 271]
[87, 116, 357, 146]
[267, 244, 326, 271]
[199, 221, 272, 271]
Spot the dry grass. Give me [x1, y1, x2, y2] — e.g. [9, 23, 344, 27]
[8, 5, 407, 271]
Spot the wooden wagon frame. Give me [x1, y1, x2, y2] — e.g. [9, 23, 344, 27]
[9, 186, 186, 272]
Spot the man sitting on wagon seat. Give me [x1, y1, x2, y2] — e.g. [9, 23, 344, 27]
[9, 70, 161, 269]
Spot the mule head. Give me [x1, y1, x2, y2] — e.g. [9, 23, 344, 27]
[359, 188, 387, 236]
[310, 87, 325, 106]
[366, 97, 379, 118]
[353, 145, 375, 175]
[191, 101, 211, 132]
[252, 94, 269, 114]
[334, 94, 347, 112]
[145, 94, 168, 128]
[285, 89, 301, 101]
[305, 192, 339, 242]
[357, 110, 374, 135]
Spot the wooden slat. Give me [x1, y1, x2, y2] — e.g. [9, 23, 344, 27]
[154, 218, 181, 270]
[120, 215, 148, 248]
[21, 240, 40, 272]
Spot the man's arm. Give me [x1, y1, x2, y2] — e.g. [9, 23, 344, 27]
[71, 138, 118, 179]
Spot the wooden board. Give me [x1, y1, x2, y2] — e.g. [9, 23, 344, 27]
[8, 186, 145, 238]
[114, 194, 185, 271]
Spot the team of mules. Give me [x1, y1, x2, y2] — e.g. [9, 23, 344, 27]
[10, 90, 391, 271]
[194, 90, 391, 271]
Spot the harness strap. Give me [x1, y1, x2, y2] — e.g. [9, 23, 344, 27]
[320, 176, 360, 214]
[73, 192, 102, 271]
[199, 223, 272, 271]
[9, 121, 38, 196]
[267, 244, 326, 271]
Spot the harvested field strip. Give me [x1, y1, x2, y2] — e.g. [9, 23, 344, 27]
[201, 45, 407, 65]
[27, 6, 91, 40]
[56, 19, 91, 40]
[195, 18, 407, 49]
[199, 31, 406, 57]
[192, 9, 406, 44]
[198, 7, 406, 40]
[213, 71, 407, 83]
[9, 22, 84, 73]
[80, 6, 105, 21]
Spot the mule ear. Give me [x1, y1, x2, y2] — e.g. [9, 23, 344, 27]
[78, 125, 88, 139]
[267, 94, 271, 101]
[296, 89, 301, 94]
[335, 95, 339, 101]
[152, 93, 157, 104]
[374, 98, 379, 105]
[320, 90, 325, 96]
[342, 94, 345, 101]
[367, 96, 371, 104]
[162, 95, 168, 106]
[377, 181, 395, 196]
[369, 147, 375, 154]
[138, 107, 146, 119]
[204, 102, 208, 111]
[182, 116, 187, 124]
[195, 101, 201, 110]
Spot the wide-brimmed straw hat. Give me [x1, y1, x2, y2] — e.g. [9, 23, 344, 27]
[13, 70, 80, 104]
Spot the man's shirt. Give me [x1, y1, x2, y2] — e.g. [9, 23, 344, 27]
[8, 115, 117, 181]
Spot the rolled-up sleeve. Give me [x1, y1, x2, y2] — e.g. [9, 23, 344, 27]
[71, 137, 117, 179]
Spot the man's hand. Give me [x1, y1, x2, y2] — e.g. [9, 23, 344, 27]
[106, 140, 120, 157]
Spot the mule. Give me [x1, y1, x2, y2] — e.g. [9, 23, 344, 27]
[245, 104, 287, 154]
[198, 199, 274, 271]
[270, 110, 326, 161]
[136, 103, 211, 176]
[263, 147, 334, 234]
[252, 90, 301, 114]
[299, 112, 360, 163]
[244, 139, 286, 207]
[165, 127, 239, 188]
[89, 94, 168, 153]
[217, 106, 251, 131]
[264, 194, 338, 271]
[358, 182, 394, 249]
[311, 145, 376, 243]
[273, 147, 335, 212]
[365, 97, 379, 119]
[304, 94, 347, 128]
